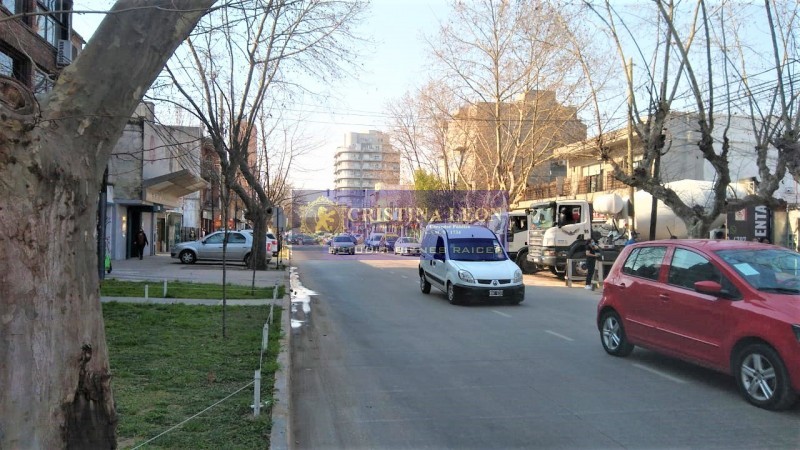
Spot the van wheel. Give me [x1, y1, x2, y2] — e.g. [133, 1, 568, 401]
[420, 273, 431, 294]
[735, 343, 797, 410]
[447, 282, 461, 305]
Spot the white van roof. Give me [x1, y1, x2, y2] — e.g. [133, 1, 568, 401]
[425, 224, 496, 239]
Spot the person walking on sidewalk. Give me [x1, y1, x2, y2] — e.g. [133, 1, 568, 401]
[135, 228, 149, 260]
[584, 234, 600, 290]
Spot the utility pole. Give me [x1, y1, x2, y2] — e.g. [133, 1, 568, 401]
[626, 58, 635, 234]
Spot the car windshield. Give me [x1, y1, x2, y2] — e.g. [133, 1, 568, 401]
[447, 238, 507, 262]
[398, 237, 418, 244]
[386, 235, 398, 242]
[333, 237, 351, 243]
[529, 204, 555, 230]
[716, 247, 800, 293]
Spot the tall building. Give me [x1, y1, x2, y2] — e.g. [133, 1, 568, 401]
[1, 0, 82, 93]
[333, 130, 400, 203]
[445, 90, 586, 192]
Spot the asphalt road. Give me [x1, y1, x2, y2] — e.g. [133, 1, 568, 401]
[289, 245, 800, 449]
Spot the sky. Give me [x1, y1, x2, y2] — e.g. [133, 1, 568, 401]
[71, 0, 450, 190]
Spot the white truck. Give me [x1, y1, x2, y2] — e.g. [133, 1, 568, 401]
[487, 209, 536, 273]
[524, 184, 730, 278]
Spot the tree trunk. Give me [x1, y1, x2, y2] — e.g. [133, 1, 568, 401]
[0, 1, 214, 447]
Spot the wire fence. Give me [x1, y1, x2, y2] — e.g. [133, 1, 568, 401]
[129, 283, 281, 448]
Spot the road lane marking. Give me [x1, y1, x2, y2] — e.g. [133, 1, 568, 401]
[633, 363, 687, 384]
[545, 330, 574, 341]
[491, 310, 512, 318]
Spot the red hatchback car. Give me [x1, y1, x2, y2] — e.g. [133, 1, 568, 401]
[597, 239, 800, 410]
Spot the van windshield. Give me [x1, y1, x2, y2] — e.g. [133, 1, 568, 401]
[448, 238, 507, 262]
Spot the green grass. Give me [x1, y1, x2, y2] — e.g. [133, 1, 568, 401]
[104, 302, 282, 449]
[101, 279, 285, 299]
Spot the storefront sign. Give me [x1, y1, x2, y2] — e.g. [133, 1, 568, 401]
[727, 205, 771, 242]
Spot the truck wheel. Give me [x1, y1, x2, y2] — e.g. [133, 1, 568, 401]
[550, 266, 566, 280]
[515, 249, 534, 274]
[572, 258, 589, 278]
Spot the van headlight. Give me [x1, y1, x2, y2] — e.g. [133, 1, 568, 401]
[458, 269, 475, 283]
[513, 269, 523, 283]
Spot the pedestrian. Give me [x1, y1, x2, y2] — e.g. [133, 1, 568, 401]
[585, 234, 600, 290]
[135, 228, 148, 260]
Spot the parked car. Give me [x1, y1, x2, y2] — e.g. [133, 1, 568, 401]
[241, 230, 280, 257]
[266, 232, 279, 256]
[380, 234, 399, 252]
[394, 236, 421, 256]
[171, 230, 254, 265]
[328, 235, 356, 255]
[597, 239, 800, 410]
[300, 234, 317, 245]
[418, 224, 524, 305]
[365, 232, 384, 250]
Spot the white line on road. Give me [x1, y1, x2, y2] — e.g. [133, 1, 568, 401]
[544, 330, 574, 341]
[491, 310, 512, 318]
[633, 363, 687, 384]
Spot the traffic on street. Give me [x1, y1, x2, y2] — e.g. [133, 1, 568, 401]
[288, 244, 800, 449]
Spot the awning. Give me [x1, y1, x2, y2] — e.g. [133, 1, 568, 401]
[143, 169, 208, 199]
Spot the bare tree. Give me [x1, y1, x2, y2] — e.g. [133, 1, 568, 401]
[583, 0, 795, 238]
[386, 81, 459, 187]
[159, 0, 366, 270]
[425, 0, 590, 203]
[0, 1, 215, 447]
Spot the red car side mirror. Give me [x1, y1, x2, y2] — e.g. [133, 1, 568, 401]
[694, 280, 722, 295]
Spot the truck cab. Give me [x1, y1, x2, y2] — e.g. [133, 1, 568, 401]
[526, 200, 592, 277]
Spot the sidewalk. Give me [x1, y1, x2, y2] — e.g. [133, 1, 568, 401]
[104, 253, 286, 288]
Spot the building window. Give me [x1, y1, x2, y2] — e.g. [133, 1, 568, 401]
[588, 172, 603, 192]
[36, 0, 67, 48]
[34, 68, 54, 94]
[0, 50, 12, 76]
[2, 0, 16, 13]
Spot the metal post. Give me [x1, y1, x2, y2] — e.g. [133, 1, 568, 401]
[565, 259, 573, 287]
[253, 369, 261, 416]
[163, 279, 167, 298]
[144, 284, 149, 300]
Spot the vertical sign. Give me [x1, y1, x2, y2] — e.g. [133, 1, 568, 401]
[727, 205, 771, 242]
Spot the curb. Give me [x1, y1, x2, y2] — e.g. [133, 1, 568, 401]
[270, 270, 293, 450]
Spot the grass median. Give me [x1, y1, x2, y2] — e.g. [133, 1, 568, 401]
[101, 279, 285, 300]
[104, 302, 282, 449]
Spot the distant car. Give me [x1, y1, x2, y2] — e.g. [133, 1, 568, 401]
[394, 236, 421, 256]
[171, 230, 256, 265]
[365, 232, 384, 250]
[598, 239, 800, 410]
[329, 235, 356, 255]
[300, 234, 317, 245]
[381, 234, 399, 252]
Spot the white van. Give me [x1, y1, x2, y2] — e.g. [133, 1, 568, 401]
[418, 224, 525, 305]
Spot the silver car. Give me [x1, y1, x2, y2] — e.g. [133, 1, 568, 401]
[171, 230, 253, 264]
[329, 235, 356, 255]
[394, 236, 421, 256]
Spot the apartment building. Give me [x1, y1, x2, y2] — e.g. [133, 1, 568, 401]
[445, 90, 587, 190]
[1, 0, 82, 92]
[334, 130, 400, 206]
